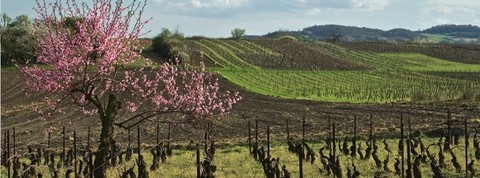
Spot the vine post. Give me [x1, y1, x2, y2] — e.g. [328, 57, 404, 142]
[248, 121, 251, 153]
[156, 123, 160, 145]
[267, 126, 270, 158]
[12, 127, 15, 156]
[464, 117, 468, 177]
[400, 112, 404, 178]
[196, 143, 201, 178]
[74, 131, 77, 178]
[255, 120, 259, 144]
[62, 126, 66, 167]
[7, 129, 10, 178]
[286, 119, 290, 140]
[299, 142, 303, 178]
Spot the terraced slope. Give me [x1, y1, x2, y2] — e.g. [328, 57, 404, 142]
[336, 42, 480, 64]
[252, 38, 367, 70]
[193, 39, 260, 69]
[312, 42, 480, 71]
[188, 39, 480, 103]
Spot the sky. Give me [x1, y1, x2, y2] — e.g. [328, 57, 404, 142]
[1, 0, 480, 38]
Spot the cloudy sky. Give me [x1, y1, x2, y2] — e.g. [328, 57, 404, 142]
[2, 0, 479, 37]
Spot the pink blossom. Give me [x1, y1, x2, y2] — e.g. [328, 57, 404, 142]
[19, 0, 241, 123]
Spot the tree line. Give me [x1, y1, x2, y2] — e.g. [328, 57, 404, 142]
[1, 13, 36, 66]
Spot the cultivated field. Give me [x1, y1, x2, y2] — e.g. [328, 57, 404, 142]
[191, 38, 480, 103]
[2, 38, 480, 177]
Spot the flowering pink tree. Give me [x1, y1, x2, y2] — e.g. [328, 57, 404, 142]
[18, 0, 241, 177]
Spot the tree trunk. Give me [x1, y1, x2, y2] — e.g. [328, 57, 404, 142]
[93, 94, 118, 178]
[93, 115, 113, 178]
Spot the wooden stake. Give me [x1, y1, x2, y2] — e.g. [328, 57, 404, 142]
[369, 114, 373, 147]
[248, 121, 251, 154]
[267, 127, 270, 158]
[74, 131, 77, 178]
[87, 127, 91, 149]
[204, 129, 208, 150]
[299, 142, 303, 178]
[302, 116, 305, 143]
[48, 131, 51, 148]
[2, 130, 5, 164]
[353, 115, 357, 157]
[7, 129, 10, 178]
[62, 126, 66, 166]
[168, 123, 171, 146]
[332, 123, 336, 161]
[329, 116, 332, 151]
[447, 109, 452, 145]
[209, 122, 213, 139]
[286, 119, 290, 140]
[2, 130, 5, 154]
[465, 117, 468, 177]
[128, 128, 131, 147]
[406, 116, 411, 178]
[12, 127, 15, 156]
[255, 120, 258, 143]
[137, 126, 141, 156]
[156, 123, 160, 145]
[89, 149, 93, 178]
[137, 126, 141, 177]
[401, 113, 404, 178]
[196, 143, 201, 178]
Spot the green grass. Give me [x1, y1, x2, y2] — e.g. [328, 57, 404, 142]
[123, 58, 159, 69]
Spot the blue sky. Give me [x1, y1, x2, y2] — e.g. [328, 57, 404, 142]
[2, 0, 479, 37]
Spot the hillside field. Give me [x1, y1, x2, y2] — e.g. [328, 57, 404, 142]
[189, 38, 480, 103]
[2, 39, 480, 178]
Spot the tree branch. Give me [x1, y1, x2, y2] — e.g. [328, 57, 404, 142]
[71, 88, 104, 116]
[114, 109, 196, 130]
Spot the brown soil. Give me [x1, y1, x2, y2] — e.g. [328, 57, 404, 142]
[2, 70, 480, 151]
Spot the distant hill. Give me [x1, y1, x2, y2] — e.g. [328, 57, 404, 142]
[301, 24, 422, 42]
[420, 24, 480, 38]
[252, 24, 480, 44]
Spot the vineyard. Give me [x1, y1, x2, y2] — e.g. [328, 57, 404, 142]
[2, 38, 480, 177]
[4, 0, 480, 177]
[336, 42, 480, 64]
[189, 38, 480, 103]
[2, 113, 479, 177]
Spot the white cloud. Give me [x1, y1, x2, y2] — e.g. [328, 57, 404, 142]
[423, 0, 480, 15]
[304, 8, 322, 15]
[424, 6, 474, 15]
[294, 0, 308, 3]
[144, 0, 479, 37]
[474, 15, 480, 25]
[350, 0, 390, 10]
[153, 0, 249, 8]
[191, 0, 204, 7]
[213, 0, 249, 7]
[433, 18, 448, 25]
[474, 19, 480, 24]
[425, 0, 480, 6]
[417, 1, 479, 30]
